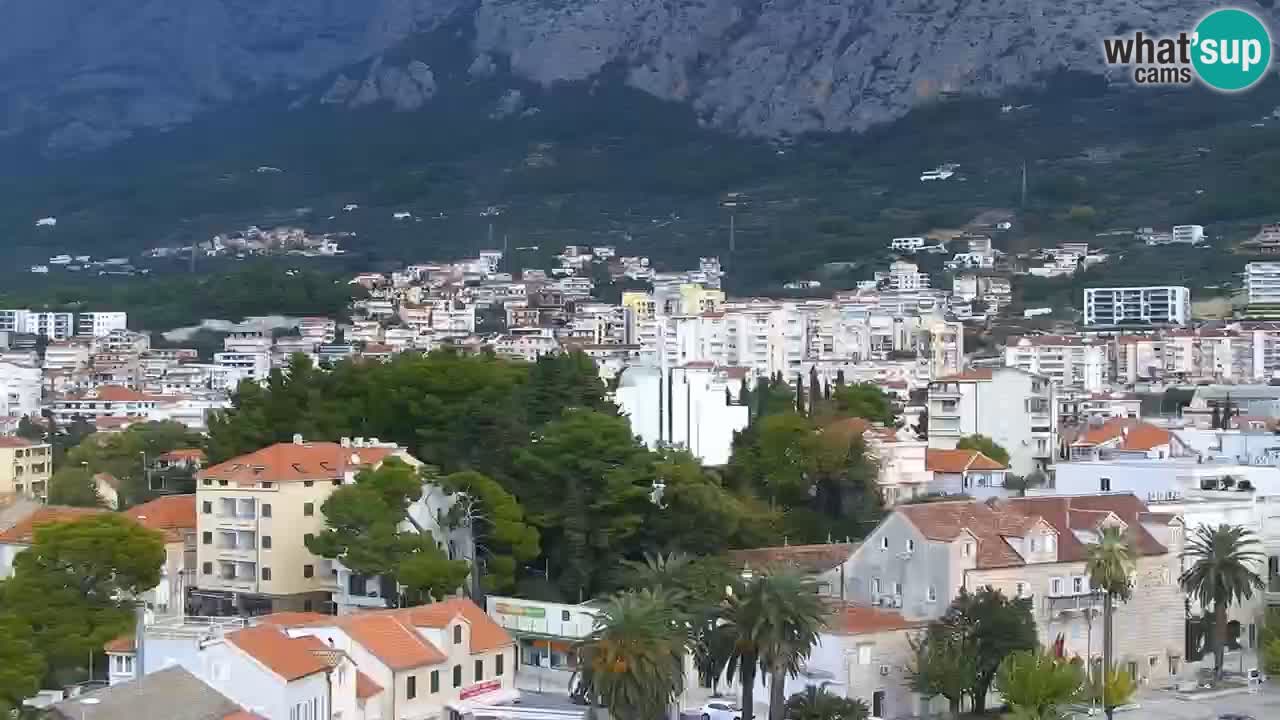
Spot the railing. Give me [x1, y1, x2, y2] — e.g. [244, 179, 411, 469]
[1045, 592, 1104, 614]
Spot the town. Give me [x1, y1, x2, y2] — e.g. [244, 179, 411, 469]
[5, 224, 1280, 720]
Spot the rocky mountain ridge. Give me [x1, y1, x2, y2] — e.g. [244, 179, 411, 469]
[0, 0, 1270, 153]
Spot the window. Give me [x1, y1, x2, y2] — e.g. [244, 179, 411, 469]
[453, 664, 462, 688]
[562, 610, 571, 622]
[893, 581, 903, 595]
[963, 542, 974, 557]
[1100, 477, 1112, 492]
[856, 643, 873, 665]
[454, 625, 463, 644]
[303, 564, 314, 578]
[202, 479, 212, 486]
[1015, 582, 1027, 598]
[218, 480, 229, 487]
[872, 578, 881, 595]
[431, 670, 440, 693]
[262, 503, 272, 518]
[262, 535, 272, 549]
[202, 531, 212, 545]
[202, 562, 212, 575]
[927, 586, 937, 602]
[475, 658, 484, 682]
[1030, 537, 1038, 552]
[303, 502, 314, 516]
[262, 481, 273, 489]
[202, 501, 213, 514]
[407, 675, 417, 699]
[304, 481, 314, 487]
[304, 533, 314, 546]
[1051, 577, 1063, 596]
[262, 567, 272, 581]
[880, 537, 889, 550]
[906, 539, 915, 552]
[496, 653, 505, 677]
[1046, 535, 1056, 553]
[1073, 577, 1084, 594]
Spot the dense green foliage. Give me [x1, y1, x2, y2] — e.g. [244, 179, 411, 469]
[53, 421, 204, 508]
[1084, 527, 1137, 717]
[783, 686, 870, 720]
[995, 652, 1084, 720]
[1, 515, 165, 685]
[956, 434, 1011, 466]
[908, 586, 1037, 714]
[575, 589, 688, 720]
[830, 384, 898, 426]
[439, 469, 541, 594]
[0, 615, 44, 714]
[45, 467, 102, 507]
[1179, 524, 1266, 682]
[306, 459, 471, 605]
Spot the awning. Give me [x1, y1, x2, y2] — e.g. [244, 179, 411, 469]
[446, 688, 523, 716]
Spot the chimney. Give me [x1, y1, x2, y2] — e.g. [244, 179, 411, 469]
[292, 433, 304, 445]
[340, 437, 350, 448]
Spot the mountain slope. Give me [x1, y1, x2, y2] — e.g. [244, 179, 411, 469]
[1, 0, 1269, 152]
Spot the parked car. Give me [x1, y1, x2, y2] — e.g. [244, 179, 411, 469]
[696, 700, 742, 720]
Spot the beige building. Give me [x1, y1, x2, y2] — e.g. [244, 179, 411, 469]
[194, 436, 421, 614]
[845, 494, 1187, 687]
[124, 494, 198, 615]
[0, 436, 52, 500]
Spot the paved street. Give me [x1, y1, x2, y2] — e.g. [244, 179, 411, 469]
[1082, 685, 1280, 720]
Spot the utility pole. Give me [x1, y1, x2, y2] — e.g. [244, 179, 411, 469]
[1020, 160, 1028, 208]
[729, 212, 736, 253]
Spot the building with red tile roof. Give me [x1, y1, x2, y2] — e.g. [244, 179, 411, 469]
[1069, 418, 1191, 460]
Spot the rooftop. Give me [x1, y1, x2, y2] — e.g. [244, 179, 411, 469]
[728, 543, 858, 575]
[925, 448, 1008, 473]
[124, 494, 197, 543]
[226, 625, 331, 681]
[0, 505, 110, 544]
[48, 666, 245, 720]
[198, 440, 403, 485]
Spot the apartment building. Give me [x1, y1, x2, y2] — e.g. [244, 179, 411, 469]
[878, 260, 930, 291]
[194, 437, 468, 615]
[214, 350, 272, 389]
[0, 436, 51, 500]
[0, 309, 75, 340]
[0, 358, 41, 418]
[1004, 335, 1106, 391]
[616, 363, 749, 465]
[78, 311, 129, 337]
[928, 367, 1056, 475]
[50, 384, 163, 424]
[843, 495, 1187, 686]
[1248, 262, 1280, 307]
[1084, 286, 1190, 326]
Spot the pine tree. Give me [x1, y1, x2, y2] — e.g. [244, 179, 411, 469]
[835, 369, 846, 387]
[1211, 402, 1222, 430]
[808, 367, 821, 416]
[823, 380, 832, 401]
[725, 386, 733, 406]
[738, 382, 751, 407]
[795, 374, 806, 415]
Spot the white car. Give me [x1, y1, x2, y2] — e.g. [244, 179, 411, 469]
[696, 700, 742, 720]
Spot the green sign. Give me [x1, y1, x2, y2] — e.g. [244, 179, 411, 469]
[496, 602, 546, 618]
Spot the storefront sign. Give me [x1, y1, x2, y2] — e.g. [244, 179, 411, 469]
[459, 679, 502, 700]
[495, 603, 545, 618]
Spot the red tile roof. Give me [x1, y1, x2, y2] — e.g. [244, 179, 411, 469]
[1073, 419, 1172, 451]
[356, 672, 383, 700]
[198, 442, 402, 486]
[396, 597, 513, 654]
[104, 633, 136, 653]
[897, 501, 1039, 568]
[70, 385, 158, 402]
[828, 604, 927, 635]
[340, 614, 446, 670]
[254, 612, 333, 628]
[159, 448, 207, 462]
[934, 369, 993, 382]
[227, 626, 330, 681]
[925, 448, 1008, 473]
[728, 543, 859, 575]
[0, 506, 109, 544]
[0, 436, 40, 449]
[125, 495, 197, 543]
[223, 711, 268, 720]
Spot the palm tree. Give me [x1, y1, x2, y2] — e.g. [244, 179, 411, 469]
[575, 589, 688, 720]
[1179, 524, 1266, 682]
[995, 651, 1083, 720]
[1084, 526, 1136, 720]
[782, 686, 869, 720]
[716, 571, 827, 720]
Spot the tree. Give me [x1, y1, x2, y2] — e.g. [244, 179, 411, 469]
[1003, 470, 1047, 498]
[1088, 669, 1135, 713]
[823, 381, 831, 401]
[2, 514, 164, 675]
[1210, 402, 1222, 431]
[830, 384, 896, 425]
[795, 374, 805, 415]
[513, 409, 653, 600]
[574, 590, 687, 720]
[783, 686, 869, 720]
[715, 572, 826, 720]
[440, 470, 540, 595]
[0, 615, 45, 714]
[523, 351, 618, 427]
[398, 546, 472, 604]
[1179, 524, 1266, 682]
[956, 434, 1010, 466]
[46, 467, 103, 507]
[15, 416, 44, 442]
[1084, 527, 1136, 719]
[306, 459, 470, 606]
[952, 587, 1038, 713]
[835, 369, 846, 387]
[808, 368, 821, 416]
[908, 622, 975, 716]
[61, 420, 204, 508]
[738, 382, 752, 410]
[995, 651, 1083, 720]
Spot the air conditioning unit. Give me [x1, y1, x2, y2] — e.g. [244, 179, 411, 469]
[879, 665, 891, 676]
[892, 595, 903, 608]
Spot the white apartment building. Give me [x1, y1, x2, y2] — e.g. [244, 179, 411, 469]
[1172, 224, 1205, 245]
[0, 310, 76, 340]
[297, 317, 337, 344]
[1248, 262, 1280, 306]
[928, 367, 1056, 475]
[77, 311, 129, 337]
[0, 359, 41, 418]
[889, 237, 926, 252]
[1084, 286, 1191, 326]
[1004, 335, 1107, 391]
[616, 363, 748, 465]
[214, 351, 272, 389]
[879, 261, 930, 291]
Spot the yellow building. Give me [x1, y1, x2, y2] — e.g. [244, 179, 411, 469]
[621, 291, 656, 321]
[193, 436, 420, 614]
[677, 283, 725, 315]
[0, 437, 52, 501]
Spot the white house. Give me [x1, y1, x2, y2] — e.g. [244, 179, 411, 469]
[927, 367, 1056, 475]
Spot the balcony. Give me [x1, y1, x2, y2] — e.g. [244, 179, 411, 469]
[1045, 592, 1104, 615]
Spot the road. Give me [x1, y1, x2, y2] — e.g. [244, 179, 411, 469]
[1079, 685, 1280, 720]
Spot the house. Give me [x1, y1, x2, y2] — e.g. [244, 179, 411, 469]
[924, 449, 1009, 498]
[821, 418, 933, 506]
[0, 436, 51, 500]
[842, 494, 1186, 686]
[927, 367, 1056, 475]
[125, 494, 198, 615]
[50, 385, 166, 425]
[727, 542, 861, 599]
[193, 436, 470, 615]
[48, 666, 259, 720]
[1068, 419, 1192, 461]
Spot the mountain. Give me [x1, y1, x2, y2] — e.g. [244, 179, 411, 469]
[2, 0, 1269, 153]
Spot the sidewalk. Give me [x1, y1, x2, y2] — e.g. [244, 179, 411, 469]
[515, 664, 577, 696]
